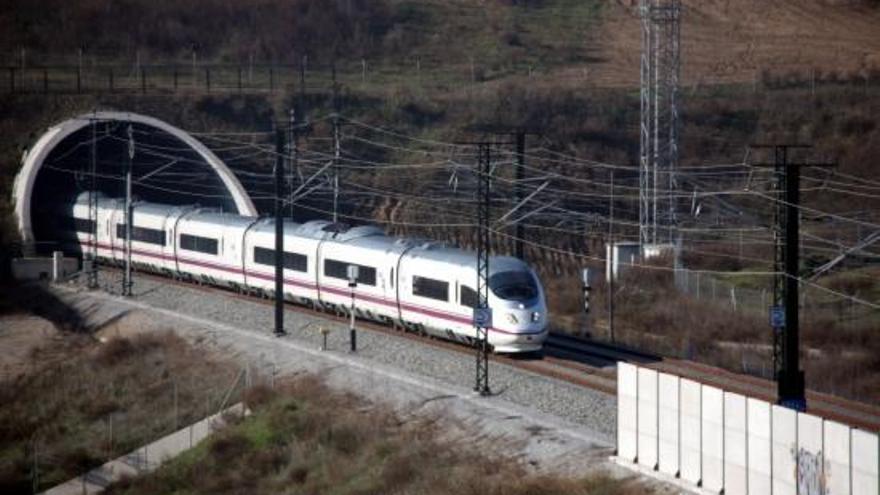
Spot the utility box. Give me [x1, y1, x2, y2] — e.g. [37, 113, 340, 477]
[606, 242, 641, 281]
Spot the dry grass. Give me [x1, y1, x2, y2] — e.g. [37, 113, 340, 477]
[105, 376, 646, 495]
[570, 263, 880, 405]
[0, 328, 239, 493]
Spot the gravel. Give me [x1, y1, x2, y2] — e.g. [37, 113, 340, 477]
[53, 270, 618, 475]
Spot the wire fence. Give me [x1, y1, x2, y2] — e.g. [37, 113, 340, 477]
[674, 267, 878, 328]
[4, 57, 880, 96]
[674, 267, 770, 315]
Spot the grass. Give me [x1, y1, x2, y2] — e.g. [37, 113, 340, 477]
[104, 376, 645, 495]
[0, 320, 240, 493]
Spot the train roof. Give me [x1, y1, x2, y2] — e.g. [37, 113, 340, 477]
[185, 210, 258, 228]
[407, 244, 530, 274]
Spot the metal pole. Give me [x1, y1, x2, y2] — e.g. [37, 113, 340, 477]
[515, 131, 526, 260]
[123, 124, 134, 296]
[474, 143, 491, 396]
[781, 160, 804, 409]
[274, 126, 286, 337]
[173, 381, 178, 430]
[332, 63, 340, 224]
[288, 108, 299, 219]
[608, 170, 615, 342]
[350, 289, 357, 352]
[77, 49, 82, 93]
[87, 118, 99, 289]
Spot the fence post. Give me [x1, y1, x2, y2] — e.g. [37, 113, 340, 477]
[269, 66, 274, 92]
[173, 67, 178, 92]
[237, 66, 242, 92]
[141, 68, 146, 94]
[696, 272, 701, 299]
[76, 67, 81, 93]
[730, 287, 737, 312]
[205, 67, 210, 92]
[8, 67, 14, 94]
[109, 68, 114, 92]
[42, 68, 48, 94]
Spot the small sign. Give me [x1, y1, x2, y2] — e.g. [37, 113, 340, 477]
[473, 307, 493, 328]
[770, 305, 785, 328]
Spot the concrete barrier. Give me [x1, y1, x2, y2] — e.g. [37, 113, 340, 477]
[723, 392, 747, 495]
[657, 372, 680, 477]
[824, 420, 851, 495]
[617, 362, 638, 463]
[614, 362, 880, 495]
[701, 385, 725, 493]
[772, 404, 798, 495]
[679, 377, 702, 485]
[747, 397, 772, 495]
[797, 412, 824, 495]
[852, 429, 879, 495]
[637, 367, 659, 470]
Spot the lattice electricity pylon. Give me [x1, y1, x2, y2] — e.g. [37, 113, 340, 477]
[474, 142, 492, 396]
[639, 0, 681, 246]
[86, 117, 99, 289]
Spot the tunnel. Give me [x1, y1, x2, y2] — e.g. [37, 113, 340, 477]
[11, 111, 257, 254]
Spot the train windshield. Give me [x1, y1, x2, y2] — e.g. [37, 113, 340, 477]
[489, 271, 538, 302]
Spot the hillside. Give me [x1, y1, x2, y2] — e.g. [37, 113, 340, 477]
[3, 1, 879, 86]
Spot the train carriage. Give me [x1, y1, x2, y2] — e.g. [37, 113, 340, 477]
[61, 194, 549, 353]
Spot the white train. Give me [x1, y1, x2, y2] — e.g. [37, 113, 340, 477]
[62, 193, 548, 353]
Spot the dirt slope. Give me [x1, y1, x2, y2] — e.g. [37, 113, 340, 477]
[589, 0, 880, 87]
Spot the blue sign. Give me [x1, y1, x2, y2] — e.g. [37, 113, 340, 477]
[473, 307, 493, 328]
[770, 306, 785, 328]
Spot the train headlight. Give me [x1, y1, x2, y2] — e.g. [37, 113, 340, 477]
[531, 311, 541, 322]
[506, 313, 519, 324]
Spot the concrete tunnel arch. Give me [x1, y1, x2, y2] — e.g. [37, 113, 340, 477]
[12, 111, 258, 250]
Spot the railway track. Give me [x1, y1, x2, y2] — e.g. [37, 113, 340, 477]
[96, 266, 880, 432]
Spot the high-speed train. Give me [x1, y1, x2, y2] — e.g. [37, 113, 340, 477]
[61, 193, 548, 353]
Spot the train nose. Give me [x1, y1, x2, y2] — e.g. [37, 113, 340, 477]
[502, 309, 543, 325]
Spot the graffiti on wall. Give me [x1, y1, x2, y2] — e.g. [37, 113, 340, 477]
[796, 447, 826, 495]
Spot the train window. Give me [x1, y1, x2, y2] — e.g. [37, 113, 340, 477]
[62, 217, 95, 234]
[324, 259, 376, 286]
[180, 233, 218, 255]
[116, 223, 166, 246]
[489, 271, 538, 302]
[253, 247, 307, 272]
[390, 268, 394, 289]
[413, 276, 449, 302]
[358, 266, 376, 286]
[460, 285, 478, 308]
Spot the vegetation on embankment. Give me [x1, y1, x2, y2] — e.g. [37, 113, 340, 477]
[104, 376, 644, 495]
[0, 304, 240, 493]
